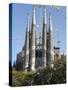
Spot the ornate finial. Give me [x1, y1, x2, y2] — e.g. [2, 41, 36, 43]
[49, 13, 52, 32]
[32, 5, 36, 24]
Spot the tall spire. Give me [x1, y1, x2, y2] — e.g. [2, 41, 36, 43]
[30, 5, 36, 71]
[49, 14, 53, 50]
[27, 13, 30, 32]
[48, 14, 54, 67]
[32, 5, 36, 24]
[38, 5, 43, 49]
[42, 6, 47, 68]
[49, 14, 52, 32]
[24, 14, 30, 71]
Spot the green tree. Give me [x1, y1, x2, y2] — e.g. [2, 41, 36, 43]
[50, 59, 66, 84]
[12, 57, 66, 86]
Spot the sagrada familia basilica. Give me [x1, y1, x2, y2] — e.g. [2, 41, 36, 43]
[16, 6, 61, 71]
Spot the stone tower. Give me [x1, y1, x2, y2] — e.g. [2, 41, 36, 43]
[42, 7, 47, 68]
[47, 15, 54, 67]
[30, 6, 36, 71]
[24, 15, 30, 70]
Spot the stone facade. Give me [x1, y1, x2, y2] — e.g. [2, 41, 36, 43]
[16, 6, 60, 71]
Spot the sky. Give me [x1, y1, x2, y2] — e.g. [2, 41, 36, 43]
[11, 3, 66, 64]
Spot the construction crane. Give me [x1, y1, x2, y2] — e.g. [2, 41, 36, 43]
[51, 6, 61, 48]
[56, 9, 61, 49]
[51, 5, 60, 10]
[52, 6, 61, 58]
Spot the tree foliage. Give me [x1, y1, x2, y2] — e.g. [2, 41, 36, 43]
[12, 58, 66, 86]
